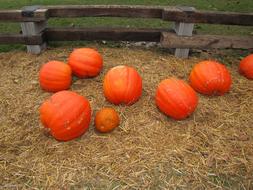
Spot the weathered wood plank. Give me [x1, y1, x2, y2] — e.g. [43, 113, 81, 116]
[45, 5, 253, 26]
[172, 7, 195, 58]
[45, 27, 164, 42]
[0, 5, 252, 26]
[21, 21, 47, 54]
[1, 29, 252, 50]
[46, 5, 162, 18]
[0, 9, 48, 22]
[161, 32, 253, 49]
[0, 34, 44, 45]
[163, 7, 253, 26]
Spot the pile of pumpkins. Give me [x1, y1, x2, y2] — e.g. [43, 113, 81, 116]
[39, 48, 253, 141]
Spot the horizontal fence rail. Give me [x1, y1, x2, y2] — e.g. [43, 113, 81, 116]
[0, 9, 48, 22]
[0, 34, 44, 45]
[45, 27, 165, 42]
[161, 32, 253, 49]
[46, 5, 253, 26]
[0, 5, 252, 57]
[1, 28, 253, 50]
[0, 5, 253, 25]
[162, 7, 253, 26]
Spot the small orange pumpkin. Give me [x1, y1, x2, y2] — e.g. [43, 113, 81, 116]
[39, 91, 91, 141]
[68, 48, 103, 78]
[189, 60, 232, 95]
[156, 78, 198, 120]
[239, 54, 253, 80]
[95, 108, 120, 133]
[39, 61, 72, 92]
[103, 65, 142, 105]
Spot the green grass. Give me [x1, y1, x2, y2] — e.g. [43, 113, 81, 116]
[1, 0, 253, 12]
[0, 0, 252, 52]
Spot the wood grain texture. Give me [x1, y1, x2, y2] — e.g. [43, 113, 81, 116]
[0, 5, 252, 26]
[44, 5, 253, 26]
[0, 9, 48, 22]
[45, 27, 165, 42]
[1, 28, 252, 50]
[0, 34, 44, 45]
[162, 7, 253, 26]
[20, 21, 47, 53]
[161, 32, 253, 49]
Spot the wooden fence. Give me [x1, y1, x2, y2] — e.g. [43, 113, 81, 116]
[0, 5, 253, 58]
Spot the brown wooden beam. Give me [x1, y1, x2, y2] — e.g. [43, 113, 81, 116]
[0, 5, 253, 26]
[161, 32, 253, 49]
[1, 28, 252, 50]
[45, 27, 164, 42]
[162, 7, 253, 26]
[0, 34, 44, 45]
[0, 9, 48, 22]
[45, 5, 253, 26]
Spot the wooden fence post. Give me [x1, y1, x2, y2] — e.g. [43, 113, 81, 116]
[20, 6, 47, 54]
[172, 6, 195, 58]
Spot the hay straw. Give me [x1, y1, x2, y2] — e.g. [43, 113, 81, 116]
[0, 46, 252, 189]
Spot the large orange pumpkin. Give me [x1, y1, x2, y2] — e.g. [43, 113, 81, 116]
[155, 78, 198, 120]
[103, 65, 142, 105]
[39, 91, 91, 141]
[39, 61, 72, 92]
[68, 48, 103, 78]
[95, 108, 120, 133]
[239, 54, 253, 80]
[189, 60, 232, 95]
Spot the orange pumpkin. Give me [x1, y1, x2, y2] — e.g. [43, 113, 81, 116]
[39, 91, 91, 141]
[239, 54, 253, 80]
[39, 61, 72, 92]
[95, 108, 120, 133]
[156, 78, 198, 120]
[189, 60, 232, 95]
[68, 48, 103, 78]
[103, 65, 142, 105]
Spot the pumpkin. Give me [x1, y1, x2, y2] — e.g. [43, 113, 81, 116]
[68, 48, 103, 78]
[95, 108, 120, 133]
[39, 61, 72, 92]
[239, 54, 253, 80]
[189, 60, 232, 95]
[103, 65, 142, 105]
[39, 91, 91, 141]
[155, 78, 198, 120]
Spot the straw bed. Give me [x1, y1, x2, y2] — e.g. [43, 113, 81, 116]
[0, 46, 252, 189]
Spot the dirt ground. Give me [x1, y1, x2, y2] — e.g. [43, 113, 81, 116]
[0, 45, 252, 189]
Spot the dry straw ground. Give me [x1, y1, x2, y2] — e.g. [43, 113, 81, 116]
[0, 45, 252, 189]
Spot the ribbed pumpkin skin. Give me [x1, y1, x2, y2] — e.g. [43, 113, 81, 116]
[189, 61, 232, 95]
[239, 54, 253, 80]
[156, 78, 198, 120]
[68, 48, 103, 78]
[103, 66, 142, 105]
[39, 61, 72, 92]
[39, 91, 91, 141]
